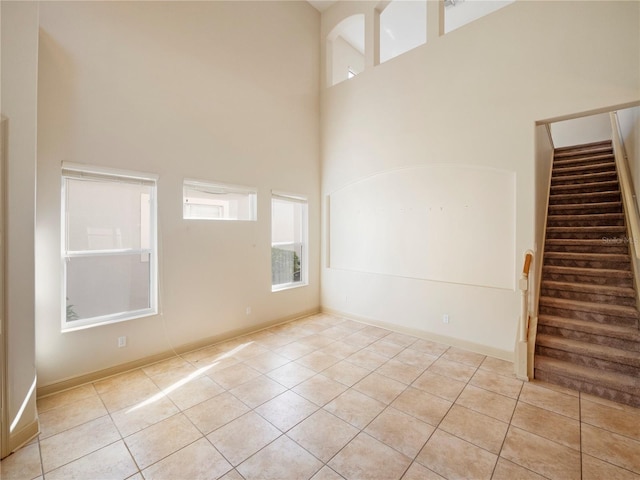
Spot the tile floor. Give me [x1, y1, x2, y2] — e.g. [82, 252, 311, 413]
[2, 313, 640, 480]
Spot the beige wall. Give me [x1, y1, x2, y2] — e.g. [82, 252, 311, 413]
[321, 0, 640, 357]
[36, 1, 320, 387]
[1, 0, 39, 452]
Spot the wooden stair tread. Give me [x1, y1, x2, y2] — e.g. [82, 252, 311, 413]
[550, 180, 619, 192]
[544, 252, 629, 261]
[545, 238, 623, 246]
[549, 190, 620, 201]
[553, 153, 614, 164]
[540, 280, 635, 297]
[546, 225, 626, 232]
[551, 171, 617, 183]
[554, 140, 613, 153]
[539, 296, 639, 318]
[553, 162, 615, 175]
[538, 315, 640, 341]
[548, 201, 622, 210]
[537, 334, 640, 367]
[543, 265, 633, 277]
[534, 357, 640, 395]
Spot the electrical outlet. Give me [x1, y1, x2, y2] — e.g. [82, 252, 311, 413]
[442, 314, 449, 324]
[246, 306, 252, 315]
[118, 336, 127, 348]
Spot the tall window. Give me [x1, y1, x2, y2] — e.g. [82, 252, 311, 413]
[271, 192, 308, 291]
[61, 164, 158, 331]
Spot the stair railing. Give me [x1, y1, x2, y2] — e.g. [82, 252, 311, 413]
[515, 249, 534, 380]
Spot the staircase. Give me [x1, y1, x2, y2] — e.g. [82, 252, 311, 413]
[535, 140, 640, 408]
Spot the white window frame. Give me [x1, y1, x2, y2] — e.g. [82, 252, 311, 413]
[183, 179, 257, 221]
[61, 163, 159, 332]
[271, 191, 308, 292]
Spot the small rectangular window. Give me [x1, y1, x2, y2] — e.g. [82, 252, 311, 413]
[183, 179, 257, 221]
[62, 163, 158, 331]
[271, 192, 308, 291]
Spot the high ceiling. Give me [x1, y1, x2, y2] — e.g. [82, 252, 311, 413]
[307, 1, 337, 12]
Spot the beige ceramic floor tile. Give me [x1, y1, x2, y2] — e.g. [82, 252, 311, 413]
[292, 374, 348, 406]
[162, 375, 225, 411]
[439, 404, 508, 454]
[530, 379, 579, 397]
[0, 442, 43, 480]
[440, 347, 486, 367]
[455, 384, 516, 423]
[287, 409, 359, 462]
[518, 382, 580, 420]
[206, 363, 262, 390]
[311, 466, 346, 480]
[365, 339, 405, 358]
[255, 390, 319, 432]
[320, 340, 361, 359]
[329, 432, 411, 480]
[428, 357, 477, 383]
[360, 325, 391, 339]
[141, 438, 232, 480]
[237, 434, 323, 480]
[364, 407, 435, 458]
[346, 350, 388, 371]
[511, 401, 580, 450]
[582, 453, 640, 480]
[184, 392, 250, 435]
[479, 356, 515, 377]
[500, 426, 581, 480]
[298, 333, 336, 350]
[321, 325, 358, 340]
[124, 413, 202, 470]
[38, 394, 108, 439]
[469, 369, 523, 399]
[219, 469, 246, 480]
[266, 362, 316, 388]
[376, 359, 424, 385]
[40, 415, 121, 473]
[401, 462, 445, 480]
[408, 339, 449, 357]
[342, 331, 379, 349]
[322, 361, 370, 387]
[242, 351, 291, 373]
[353, 372, 406, 404]
[93, 369, 149, 394]
[416, 429, 497, 480]
[393, 349, 437, 369]
[37, 384, 98, 413]
[391, 387, 452, 426]
[411, 370, 466, 401]
[491, 458, 547, 480]
[384, 332, 418, 348]
[229, 341, 270, 362]
[296, 350, 341, 372]
[582, 423, 640, 474]
[324, 389, 386, 429]
[581, 398, 640, 441]
[246, 331, 293, 350]
[111, 396, 180, 437]
[142, 356, 194, 379]
[97, 377, 163, 413]
[44, 440, 137, 480]
[275, 341, 317, 360]
[229, 375, 287, 408]
[206, 412, 281, 466]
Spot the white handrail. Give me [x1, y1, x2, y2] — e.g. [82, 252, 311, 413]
[610, 112, 640, 259]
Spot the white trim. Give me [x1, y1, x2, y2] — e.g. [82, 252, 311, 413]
[271, 190, 308, 203]
[9, 376, 36, 433]
[62, 162, 158, 183]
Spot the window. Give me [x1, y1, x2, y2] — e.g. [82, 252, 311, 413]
[61, 164, 158, 331]
[271, 192, 308, 291]
[183, 179, 257, 221]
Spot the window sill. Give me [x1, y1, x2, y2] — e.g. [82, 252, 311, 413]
[61, 308, 158, 333]
[271, 282, 308, 293]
